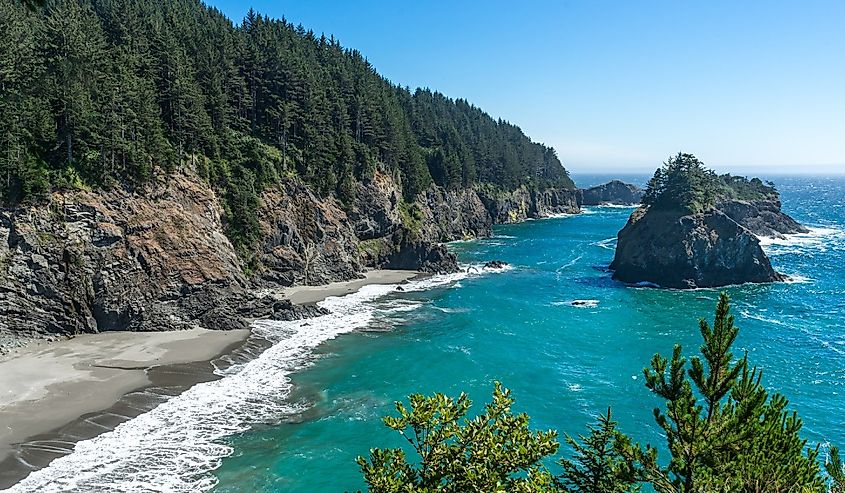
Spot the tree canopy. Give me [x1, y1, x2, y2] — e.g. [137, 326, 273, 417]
[643, 153, 778, 214]
[0, 0, 573, 216]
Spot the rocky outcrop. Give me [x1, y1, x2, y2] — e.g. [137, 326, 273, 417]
[0, 166, 584, 351]
[717, 199, 809, 239]
[352, 172, 580, 273]
[578, 180, 643, 206]
[610, 207, 785, 289]
[476, 186, 580, 224]
[0, 171, 316, 351]
[255, 181, 363, 287]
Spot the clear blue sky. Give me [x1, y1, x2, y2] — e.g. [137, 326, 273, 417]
[207, 0, 844, 175]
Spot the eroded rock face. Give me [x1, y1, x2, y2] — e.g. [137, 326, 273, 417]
[578, 180, 644, 206]
[0, 171, 267, 347]
[717, 199, 809, 239]
[610, 207, 785, 289]
[0, 167, 583, 350]
[256, 181, 362, 287]
[476, 186, 580, 224]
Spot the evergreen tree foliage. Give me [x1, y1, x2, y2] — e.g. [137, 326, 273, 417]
[643, 153, 779, 215]
[827, 446, 845, 493]
[625, 293, 824, 492]
[558, 408, 638, 493]
[0, 0, 573, 252]
[356, 382, 560, 492]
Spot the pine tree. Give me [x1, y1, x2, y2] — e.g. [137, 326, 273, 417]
[827, 446, 845, 493]
[626, 293, 825, 492]
[558, 408, 638, 493]
[357, 382, 560, 493]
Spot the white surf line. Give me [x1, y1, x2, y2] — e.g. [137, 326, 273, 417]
[7, 264, 507, 493]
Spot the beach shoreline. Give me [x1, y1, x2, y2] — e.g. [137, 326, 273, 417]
[0, 269, 421, 489]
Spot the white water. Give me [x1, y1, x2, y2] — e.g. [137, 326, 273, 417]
[7, 266, 500, 493]
[758, 227, 845, 254]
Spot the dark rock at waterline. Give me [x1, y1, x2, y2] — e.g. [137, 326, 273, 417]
[381, 237, 459, 274]
[578, 180, 644, 206]
[717, 199, 809, 239]
[270, 299, 330, 321]
[610, 207, 785, 289]
[484, 260, 509, 269]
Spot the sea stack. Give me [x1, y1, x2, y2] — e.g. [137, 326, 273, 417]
[578, 180, 644, 206]
[610, 153, 799, 289]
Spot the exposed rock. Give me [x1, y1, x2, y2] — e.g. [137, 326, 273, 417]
[414, 185, 492, 240]
[483, 260, 509, 269]
[0, 170, 266, 351]
[255, 181, 362, 288]
[717, 199, 809, 239]
[476, 186, 580, 223]
[349, 172, 403, 241]
[0, 167, 581, 351]
[578, 180, 644, 206]
[610, 207, 785, 289]
[374, 229, 458, 274]
[270, 299, 330, 321]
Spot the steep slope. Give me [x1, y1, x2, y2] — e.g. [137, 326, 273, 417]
[0, 0, 581, 350]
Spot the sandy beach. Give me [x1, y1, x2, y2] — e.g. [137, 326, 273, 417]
[0, 328, 249, 488]
[0, 269, 421, 488]
[278, 269, 421, 304]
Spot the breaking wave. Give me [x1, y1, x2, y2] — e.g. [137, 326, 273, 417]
[8, 266, 510, 492]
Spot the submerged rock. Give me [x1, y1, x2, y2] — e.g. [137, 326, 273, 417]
[610, 207, 785, 289]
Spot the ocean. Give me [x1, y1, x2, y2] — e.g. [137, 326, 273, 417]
[9, 175, 845, 492]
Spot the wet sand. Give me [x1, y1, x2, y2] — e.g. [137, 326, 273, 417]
[0, 329, 250, 489]
[0, 268, 422, 488]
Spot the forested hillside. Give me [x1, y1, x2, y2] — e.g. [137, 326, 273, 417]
[0, 0, 572, 249]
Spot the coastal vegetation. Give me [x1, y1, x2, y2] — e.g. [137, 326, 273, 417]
[643, 153, 778, 214]
[0, 0, 572, 254]
[358, 294, 842, 492]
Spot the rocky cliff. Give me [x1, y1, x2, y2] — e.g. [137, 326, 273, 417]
[0, 171, 292, 352]
[0, 169, 580, 351]
[610, 206, 786, 289]
[717, 199, 809, 239]
[578, 180, 644, 206]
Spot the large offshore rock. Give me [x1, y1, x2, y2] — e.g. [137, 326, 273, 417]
[610, 207, 785, 289]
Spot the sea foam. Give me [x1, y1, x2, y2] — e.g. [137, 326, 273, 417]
[9, 265, 503, 492]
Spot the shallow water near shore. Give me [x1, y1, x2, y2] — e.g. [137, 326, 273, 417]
[9, 176, 845, 492]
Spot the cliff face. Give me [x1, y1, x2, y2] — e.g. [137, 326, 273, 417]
[477, 186, 580, 224]
[0, 172, 286, 351]
[610, 207, 785, 289]
[0, 169, 579, 351]
[578, 180, 644, 206]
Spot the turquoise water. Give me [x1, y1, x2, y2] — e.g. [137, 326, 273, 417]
[11, 176, 844, 492]
[213, 176, 845, 492]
